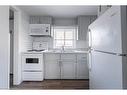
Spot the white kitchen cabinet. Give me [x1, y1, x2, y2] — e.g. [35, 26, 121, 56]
[30, 16, 52, 24]
[77, 16, 90, 40]
[77, 16, 96, 40]
[44, 61, 60, 79]
[61, 54, 76, 79]
[44, 53, 88, 79]
[61, 61, 76, 79]
[44, 53, 60, 79]
[77, 54, 89, 79]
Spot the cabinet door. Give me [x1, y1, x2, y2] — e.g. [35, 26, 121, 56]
[30, 16, 40, 24]
[45, 61, 60, 79]
[30, 16, 52, 24]
[61, 61, 76, 79]
[77, 54, 89, 79]
[78, 16, 90, 40]
[61, 54, 76, 79]
[39, 16, 52, 24]
[44, 53, 60, 79]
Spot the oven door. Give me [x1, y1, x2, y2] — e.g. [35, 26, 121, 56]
[22, 54, 43, 71]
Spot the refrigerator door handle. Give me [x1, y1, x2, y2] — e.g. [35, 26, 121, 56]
[93, 49, 127, 57]
[88, 53, 92, 71]
[117, 54, 127, 57]
[88, 29, 92, 50]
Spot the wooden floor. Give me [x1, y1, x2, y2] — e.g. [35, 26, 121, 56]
[10, 79, 89, 90]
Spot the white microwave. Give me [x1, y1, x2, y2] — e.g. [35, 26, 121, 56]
[29, 24, 50, 36]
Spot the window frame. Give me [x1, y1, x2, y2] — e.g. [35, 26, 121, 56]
[52, 26, 77, 49]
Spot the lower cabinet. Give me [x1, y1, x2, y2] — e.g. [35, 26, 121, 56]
[44, 53, 60, 79]
[45, 61, 60, 79]
[61, 54, 76, 79]
[61, 61, 76, 79]
[77, 54, 89, 79]
[44, 53, 88, 79]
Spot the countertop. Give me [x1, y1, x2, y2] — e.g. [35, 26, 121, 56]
[22, 50, 88, 54]
[43, 50, 88, 54]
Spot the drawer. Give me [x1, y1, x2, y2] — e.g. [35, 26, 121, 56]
[23, 64, 43, 71]
[77, 54, 87, 60]
[44, 53, 60, 61]
[22, 72, 43, 81]
[61, 59, 76, 63]
[77, 60, 87, 63]
[44, 59, 59, 63]
[61, 54, 76, 60]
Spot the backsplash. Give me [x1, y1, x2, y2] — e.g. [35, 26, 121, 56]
[76, 40, 89, 50]
[32, 37, 53, 50]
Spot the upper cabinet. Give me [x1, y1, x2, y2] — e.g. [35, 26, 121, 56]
[77, 16, 96, 40]
[29, 16, 52, 36]
[30, 16, 52, 24]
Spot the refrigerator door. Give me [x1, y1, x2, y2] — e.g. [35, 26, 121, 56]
[89, 51, 123, 89]
[89, 6, 122, 54]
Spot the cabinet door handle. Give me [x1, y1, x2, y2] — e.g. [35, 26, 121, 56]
[58, 60, 62, 67]
[61, 61, 62, 66]
[58, 60, 61, 67]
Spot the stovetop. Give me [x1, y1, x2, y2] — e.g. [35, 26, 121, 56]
[27, 49, 45, 52]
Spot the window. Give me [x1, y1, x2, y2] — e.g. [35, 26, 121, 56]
[53, 26, 76, 48]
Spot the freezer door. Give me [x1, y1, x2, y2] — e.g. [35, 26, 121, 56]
[89, 51, 123, 89]
[89, 6, 122, 54]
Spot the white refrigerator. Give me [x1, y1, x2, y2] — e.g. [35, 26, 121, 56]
[88, 6, 127, 89]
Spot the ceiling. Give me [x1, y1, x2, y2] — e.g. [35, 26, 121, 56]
[18, 6, 98, 18]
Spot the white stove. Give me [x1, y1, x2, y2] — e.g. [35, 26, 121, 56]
[22, 52, 44, 81]
[21, 41, 47, 81]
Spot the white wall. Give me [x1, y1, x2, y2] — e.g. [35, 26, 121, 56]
[33, 37, 53, 50]
[19, 10, 32, 52]
[13, 7, 32, 85]
[76, 40, 88, 50]
[0, 6, 9, 89]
